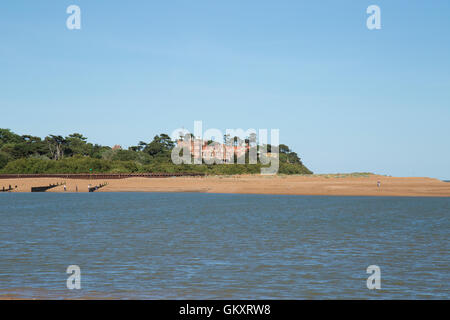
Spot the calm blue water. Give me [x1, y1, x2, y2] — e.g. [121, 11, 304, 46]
[0, 193, 448, 299]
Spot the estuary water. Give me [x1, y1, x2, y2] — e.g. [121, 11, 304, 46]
[0, 193, 448, 299]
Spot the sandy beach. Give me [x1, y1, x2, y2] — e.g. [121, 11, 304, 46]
[1, 174, 449, 197]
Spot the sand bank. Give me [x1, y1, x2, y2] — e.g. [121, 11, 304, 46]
[1, 174, 449, 197]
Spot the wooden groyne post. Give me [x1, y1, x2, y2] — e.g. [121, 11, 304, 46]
[1, 185, 14, 192]
[31, 182, 65, 193]
[88, 182, 108, 192]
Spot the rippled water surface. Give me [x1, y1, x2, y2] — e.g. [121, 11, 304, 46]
[0, 193, 448, 299]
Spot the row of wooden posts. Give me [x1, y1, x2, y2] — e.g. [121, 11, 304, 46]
[88, 182, 108, 192]
[0, 173, 206, 180]
[30, 182, 108, 192]
[1, 185, 16, 192]
[0, 182, 110, 192]
[1, 181, 109, 193]
[31, 182, 65, 193]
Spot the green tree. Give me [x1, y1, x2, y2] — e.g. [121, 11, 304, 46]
[45, 135, 66, 160]
[0, 151, 11, 169]
[65, 133, 92, 157]
[144, 134, 175, 157]
[0, 129, 22, 146]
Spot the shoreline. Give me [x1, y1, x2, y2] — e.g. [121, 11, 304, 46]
[1, 174, 450, 197]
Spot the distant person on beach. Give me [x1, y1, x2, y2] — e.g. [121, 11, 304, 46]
[76, 186, 78, 192]
[64, 184, 66, 191]
[377, 181, 381, 188]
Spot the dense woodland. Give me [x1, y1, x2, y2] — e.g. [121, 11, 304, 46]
[0, 129, 312, 175]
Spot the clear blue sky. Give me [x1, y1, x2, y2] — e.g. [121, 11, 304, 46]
[1, 1, 449, 179]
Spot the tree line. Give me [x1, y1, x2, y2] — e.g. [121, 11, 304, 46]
[0, 129, 312, 175]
